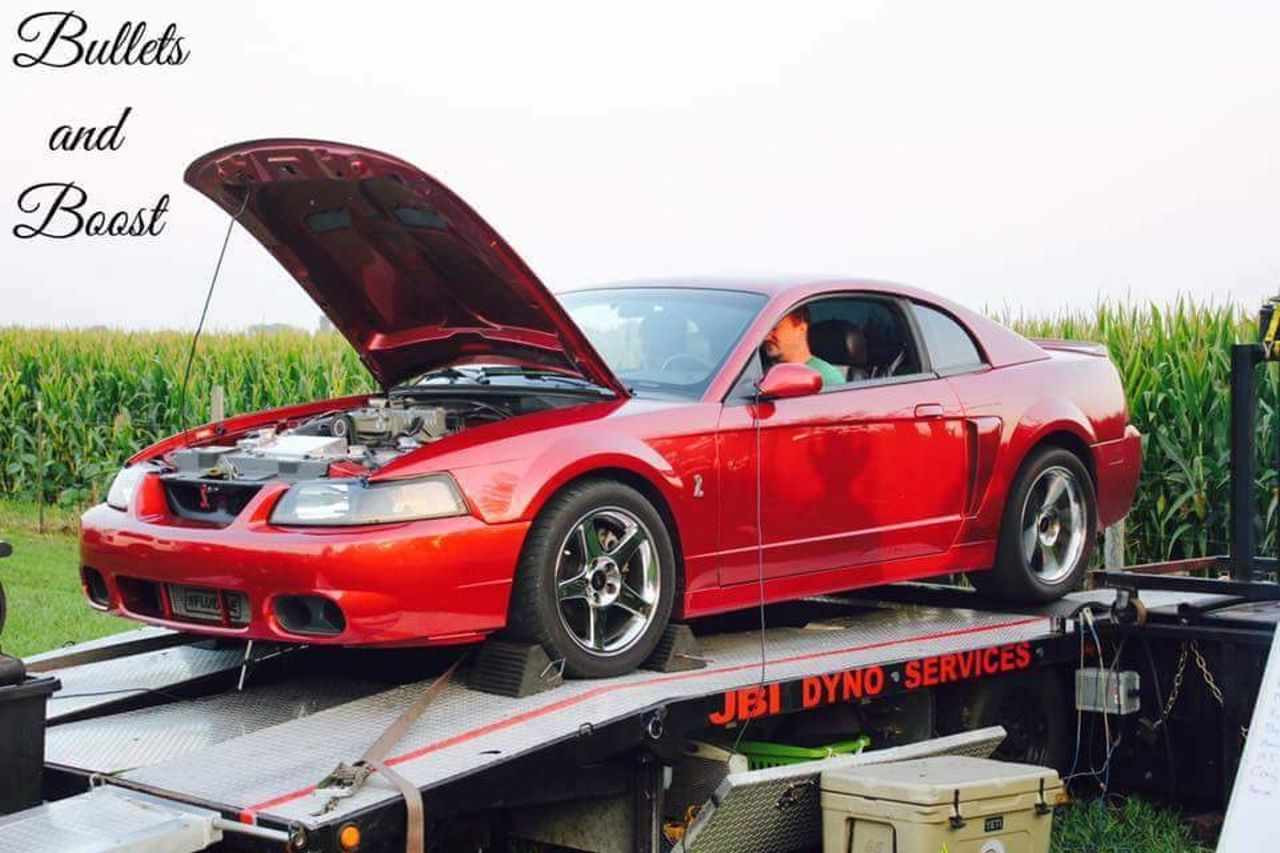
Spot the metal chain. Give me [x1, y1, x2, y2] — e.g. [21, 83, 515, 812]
[1153, 642, 1189, 730]
[1190, 642, 1225, 707]
[1156, 641, 1247, 741]
[1187, 641, 1249, 741]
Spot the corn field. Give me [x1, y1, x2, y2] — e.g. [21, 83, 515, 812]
[1, 301, 1277, 564]
[0, 329, 367, 506]
[1007, 300, 1279, 565]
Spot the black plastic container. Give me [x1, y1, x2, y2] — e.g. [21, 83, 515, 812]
[0, 668, 59, 816]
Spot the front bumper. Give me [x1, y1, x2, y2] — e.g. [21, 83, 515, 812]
[79, 475, 528, 646]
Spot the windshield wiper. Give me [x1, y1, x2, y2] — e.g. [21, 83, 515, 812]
[481, 366, 602, 386]
[391, 367, 487, 390]
[483, 367, 615, 395]
[393, 365, 612, 396]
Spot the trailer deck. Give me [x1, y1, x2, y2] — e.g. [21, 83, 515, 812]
[0, 585, 1234, 851]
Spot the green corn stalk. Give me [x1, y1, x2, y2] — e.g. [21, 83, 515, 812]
[0, 327, 366, 505]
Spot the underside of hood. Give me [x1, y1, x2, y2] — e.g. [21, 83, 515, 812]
[184, 139, 625, 394]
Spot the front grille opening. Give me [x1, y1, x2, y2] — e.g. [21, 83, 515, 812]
[117, 576, 163, 618]
[81, 566, 110, 607]
[163, 478, 263, 525]
[274, 595, 346, 636]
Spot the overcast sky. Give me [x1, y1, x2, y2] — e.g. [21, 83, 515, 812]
[3, 1, 1279, 330]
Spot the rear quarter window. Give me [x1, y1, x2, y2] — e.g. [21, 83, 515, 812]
[912, 303, 986, 374]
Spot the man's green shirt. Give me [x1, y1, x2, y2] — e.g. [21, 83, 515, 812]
[806, 356, 845, 388]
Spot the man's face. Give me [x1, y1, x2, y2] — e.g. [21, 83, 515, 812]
[763, 313, 808, 362]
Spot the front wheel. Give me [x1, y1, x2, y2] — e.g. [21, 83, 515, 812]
[504, 479, 676, 678]
[969, 446, 1097, 603]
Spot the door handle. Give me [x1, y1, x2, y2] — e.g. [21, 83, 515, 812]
[914, 403, 944, 419]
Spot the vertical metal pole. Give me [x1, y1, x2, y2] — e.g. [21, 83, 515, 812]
[631, 753, 663, 853]
[1230, 344, 1260, 580]
[1273, 358, 1279, 574]
[210, 385, 225, 422]
[35, 397, 44, 535]
[1104, 520, 1126, 570]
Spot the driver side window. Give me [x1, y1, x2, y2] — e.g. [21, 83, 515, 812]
[728, 294, 926, 399]
[804, 296, 925, 386]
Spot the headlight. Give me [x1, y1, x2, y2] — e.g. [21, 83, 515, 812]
[107, 466, 151, 511]
[270, 476, 468, 526]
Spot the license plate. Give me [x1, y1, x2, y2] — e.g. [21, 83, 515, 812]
[169, 584, 222, 621]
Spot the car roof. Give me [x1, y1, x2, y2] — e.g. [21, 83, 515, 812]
[556, 275, 925, 299]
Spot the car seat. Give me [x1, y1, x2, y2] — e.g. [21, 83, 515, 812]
[808, 320, 870, 381]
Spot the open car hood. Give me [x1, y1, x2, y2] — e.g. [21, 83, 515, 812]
[185, 139, 626, 394]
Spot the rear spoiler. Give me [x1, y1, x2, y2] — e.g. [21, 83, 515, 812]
[1029, 338, 1109, 358]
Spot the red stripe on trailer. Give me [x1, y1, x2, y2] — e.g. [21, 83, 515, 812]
[238, 614, 1046, 823]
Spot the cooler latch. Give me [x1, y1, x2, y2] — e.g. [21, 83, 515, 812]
[949, 789, 965, 829]
[1035, 777, 1052, 816]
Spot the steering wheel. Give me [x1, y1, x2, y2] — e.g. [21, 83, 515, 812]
[661, 353, 713, 373]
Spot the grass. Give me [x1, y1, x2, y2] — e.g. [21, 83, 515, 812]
[0, 501, 131, 657]
[1053, 797, 1213, 852]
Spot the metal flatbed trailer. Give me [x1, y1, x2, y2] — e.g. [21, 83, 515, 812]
[0, 584, 1229, 853]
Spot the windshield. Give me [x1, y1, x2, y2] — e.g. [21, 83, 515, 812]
[558, 287, 766, 398]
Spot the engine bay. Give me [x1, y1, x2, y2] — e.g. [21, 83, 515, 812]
[164, 395, 519, 483]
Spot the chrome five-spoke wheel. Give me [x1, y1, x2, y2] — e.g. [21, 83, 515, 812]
[555, 508, 661, 656]
[1020, 465, 1086, 586]
[506, 479, 676, 678]
[970, 446, 1097, 604]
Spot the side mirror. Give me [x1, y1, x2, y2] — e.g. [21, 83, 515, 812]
[756, 363, 822, 400]
[0, 541, 10, 559]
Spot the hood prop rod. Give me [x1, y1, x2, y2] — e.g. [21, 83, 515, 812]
[178, 190, 248, 446]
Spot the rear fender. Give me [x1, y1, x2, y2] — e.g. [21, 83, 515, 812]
[964, 401, 1098, 541]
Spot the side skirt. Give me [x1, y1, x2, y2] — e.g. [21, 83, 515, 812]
[681, 541, 997, 617]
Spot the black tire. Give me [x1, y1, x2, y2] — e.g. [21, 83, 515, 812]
[937, 669, 1071, 771]
[969, 446, 1097, 604]
[504, 479, 676, 678]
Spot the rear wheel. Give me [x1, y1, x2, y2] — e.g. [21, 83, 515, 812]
[970, 446, 1097, 603]
[505, 479, 676, 678]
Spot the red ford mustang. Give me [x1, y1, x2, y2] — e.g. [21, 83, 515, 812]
[80, 139, 1141, 677]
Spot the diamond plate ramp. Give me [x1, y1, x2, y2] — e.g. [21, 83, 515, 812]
[45, 641, 286, 722]
[47, 676, 381, 774]
[0, 786, 222, 853]
[25, 626, 186, 673]
[114, 607, 1051, 827]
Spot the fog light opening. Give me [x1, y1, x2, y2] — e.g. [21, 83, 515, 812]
[319, 599, 346, 633]
[82, 567, 110, 607]
[274, 595, 345, 636]
[117, 576, 162, 617]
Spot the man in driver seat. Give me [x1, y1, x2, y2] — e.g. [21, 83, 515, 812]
[763, 305, 845, 388]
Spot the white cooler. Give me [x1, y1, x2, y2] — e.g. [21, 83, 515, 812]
[821, 755, 1063, 853]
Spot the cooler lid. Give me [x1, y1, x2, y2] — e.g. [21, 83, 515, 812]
[821, 756, 1060, 805]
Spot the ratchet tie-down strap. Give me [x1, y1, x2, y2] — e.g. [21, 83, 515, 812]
[312, 656, 465, 853]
